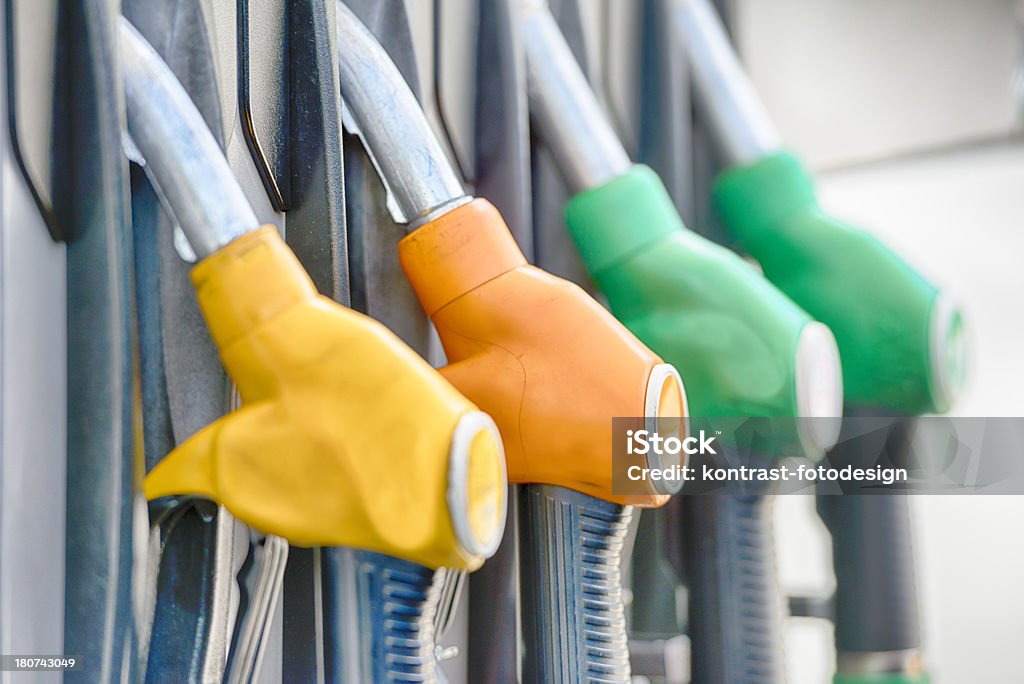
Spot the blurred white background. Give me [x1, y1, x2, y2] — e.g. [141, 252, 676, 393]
[735, 0, 1021, 168]
[733, 1, 1024, 681]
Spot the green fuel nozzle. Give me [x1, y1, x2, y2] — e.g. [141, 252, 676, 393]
[522, 1, 843, 459]
[713, 153, 964, 414]
[673, 0, 965, 414]
[566, 166, 844, 456]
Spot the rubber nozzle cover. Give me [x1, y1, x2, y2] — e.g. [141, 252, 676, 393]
[142, 227, 507, 571]
[713, 152, 964, 414]
[399, 200, 687, 507]
[565, 165, 842, 459]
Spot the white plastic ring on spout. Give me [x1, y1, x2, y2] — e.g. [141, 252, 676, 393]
[795, 322, 844, 458]
[447, 412, 508, 558]
[643, 364, 689, 495]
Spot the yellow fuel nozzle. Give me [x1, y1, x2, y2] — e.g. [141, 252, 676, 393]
[142, 227, 507, 570]
[119, 18, 506, 571]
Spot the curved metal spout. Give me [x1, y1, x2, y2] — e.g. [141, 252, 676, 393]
[335, 1, 468, 226]
[118, 18, 258, 259]
[669, 0, 782, 166]
[520, 1, 631, 192]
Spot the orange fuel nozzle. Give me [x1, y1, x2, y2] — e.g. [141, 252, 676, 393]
[400, 199, 687, 508]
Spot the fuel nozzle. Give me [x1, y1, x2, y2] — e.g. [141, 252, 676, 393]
[713, 153, 965, 414]
[121, 18, 506, 570]
[521, 1, 843, 458]
[336, 1, 688, 506]
[672, 0, 965, 414]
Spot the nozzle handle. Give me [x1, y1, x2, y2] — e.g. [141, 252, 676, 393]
[818, 495, 925, 678]
[683, 493, 787, 684]
[322, 548, 446, 682]
[519, 485, 633, 683]
[815, 416, 927, 681]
